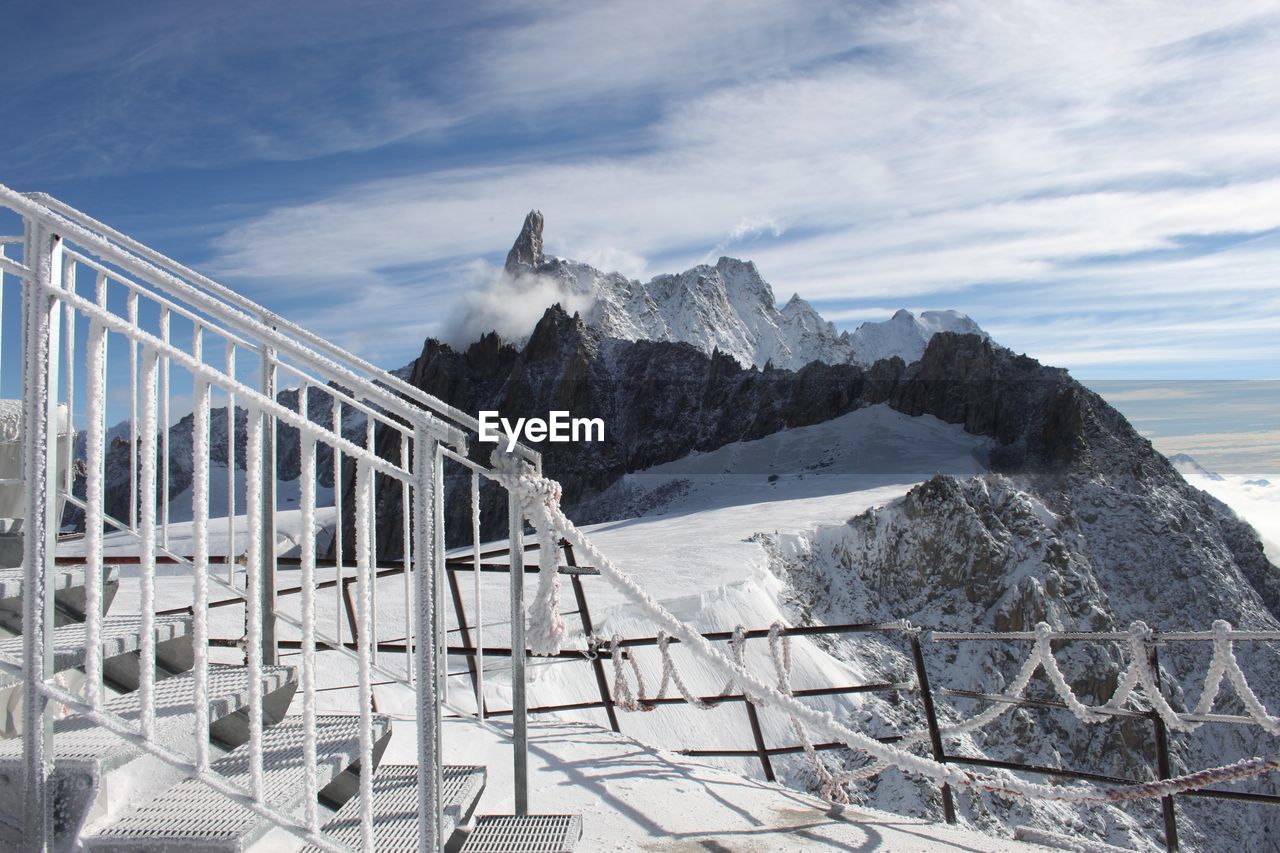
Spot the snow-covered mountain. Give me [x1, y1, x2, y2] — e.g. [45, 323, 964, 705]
[491, 210, 985, 370]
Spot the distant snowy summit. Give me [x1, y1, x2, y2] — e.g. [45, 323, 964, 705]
[498, 210, 986, 370]
[1168, 452, 1226, 481]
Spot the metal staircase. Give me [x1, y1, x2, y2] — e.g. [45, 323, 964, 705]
[0, 188, 581, 851]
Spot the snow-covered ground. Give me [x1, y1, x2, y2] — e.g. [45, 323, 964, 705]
[57, 405, 1279, 849]
[382, 717, 1050, 851]
[62, 404, 996, 780]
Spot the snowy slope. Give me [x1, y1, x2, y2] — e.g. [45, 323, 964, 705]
[68, 403, 1279, 850]
[482, 210, 986, 370]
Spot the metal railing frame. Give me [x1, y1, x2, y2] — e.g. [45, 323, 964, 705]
[0, 186, 543, 852]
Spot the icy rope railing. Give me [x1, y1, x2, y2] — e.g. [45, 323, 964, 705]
[903, 621, 1280, 743]
[492, 453, 1280, 806]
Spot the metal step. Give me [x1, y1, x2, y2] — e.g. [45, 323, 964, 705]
[0, 663, 297, 846]
[459, 815, 583, 853]
[0, 564, 120, 633]
[302, 764, 486, 852]
[84, 713, 393, 852]
[0, 613, 193, 692]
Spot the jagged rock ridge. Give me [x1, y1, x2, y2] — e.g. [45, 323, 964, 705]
[482, 210, 986, 370]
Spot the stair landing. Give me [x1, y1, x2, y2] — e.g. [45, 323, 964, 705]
[418, 718, 1045, 852]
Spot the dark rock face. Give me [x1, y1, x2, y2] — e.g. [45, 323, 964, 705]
[346, 305, 884, 556]
[69, 387, 345, 536]
[348, 305, 1277, 587]
[504, 210, 545, 274]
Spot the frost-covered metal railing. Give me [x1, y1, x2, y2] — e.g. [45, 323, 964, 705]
[0, 186, 541, 851]
[489, 455, 1280, 831]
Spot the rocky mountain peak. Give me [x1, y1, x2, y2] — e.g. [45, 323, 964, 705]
[504, 209, 545, 273]
[488, 210, 985, 372]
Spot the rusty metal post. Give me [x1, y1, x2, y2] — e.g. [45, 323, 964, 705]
[564, 542, 621, 733]
[1147, 643, 1179, 852]
[909, 630, 956, 824]
[445, 563, 482, 706]
[744, 699, 776, 782]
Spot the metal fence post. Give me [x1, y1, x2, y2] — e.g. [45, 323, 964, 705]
[259, 338, 277, 664]
[1147, 643, 1179, 853]
[563, 542, 621, 734]
[509, 487, 529, 817]
[20, 222, 62, 851]
[413, 427, 442, 852]
[744, 700, 776, 782]
[909, 630, 956, 824]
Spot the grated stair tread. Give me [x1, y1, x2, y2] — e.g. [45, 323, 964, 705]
[460, 814, 583, 853]
[85, 713, 391, 852]
[302, 764, 486, 852]
[0, 564, 118, 602]
[0, 663, 296, 766]
[0, 613, 189, 689]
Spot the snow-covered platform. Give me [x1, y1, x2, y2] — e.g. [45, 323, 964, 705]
[415, 718, 1045, 851]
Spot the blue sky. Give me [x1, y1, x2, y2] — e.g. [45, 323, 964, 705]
[2, 1, 1278, 466]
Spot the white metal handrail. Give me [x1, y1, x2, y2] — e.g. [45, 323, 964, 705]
[0, 187, 545, 852]
[3, 188, 466, 452]
[23, 190, 540, 466]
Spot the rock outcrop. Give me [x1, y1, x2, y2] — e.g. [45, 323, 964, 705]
[504, 209, 544, 273]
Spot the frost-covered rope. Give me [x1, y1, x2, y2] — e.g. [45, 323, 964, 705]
[1214, 621, 1280, 735]
[492, 453, 1280, 805]
[913, 619, 1280, 744]
[1035, 623, 1107, 723]
[499, 455, 568, 655]
[654, 631, 713, 710]
[720, 626, 750, 699]
[766, 622, 869, 802]
[609, 636, 650, 712]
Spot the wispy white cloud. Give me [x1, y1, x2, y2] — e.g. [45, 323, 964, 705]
[193, 0, 1280, 375]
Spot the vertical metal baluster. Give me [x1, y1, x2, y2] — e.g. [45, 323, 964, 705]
[226, 343, 237, 585]
[159, 307, 170, 548]
[367, 416, 377, 667]
[300, 384, 320, 833]
[434, 442, 446, 710]
[83, 273, 109, 710]
[509, 485, 528, 817]
[61, 256, 75, 505]
[21, 223, 62, 850]
[333, 395, 345, 647]
[192, 324, 212, 773]
[259, 342, 277, 665]
[0, 242, 6, 390]
[128, 290, 138, 531]
[472, 469, 484, 721]
[244, 404, 264, 802]
[138, 345, 159, 738]
[401, 433, 414, 683]
[413, 426, 442, 853]
[355, 460, 376, 850]
[84, 312, 107, 711]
